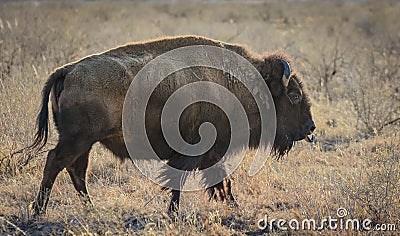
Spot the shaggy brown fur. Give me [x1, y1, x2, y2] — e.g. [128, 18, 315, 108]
[30, 35, 315, 215]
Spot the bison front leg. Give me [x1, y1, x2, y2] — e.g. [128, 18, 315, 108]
[206, 178, 238, 207]
[168, 189, 181, 216]
[164, 154, 202, 216]
[66, 151, 93, 209]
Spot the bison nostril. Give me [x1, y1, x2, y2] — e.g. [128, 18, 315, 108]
[306, 119, 316, 133]
[310, 124, 316, 133]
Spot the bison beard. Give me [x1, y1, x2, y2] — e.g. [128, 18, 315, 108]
[28, 35, 315, 216]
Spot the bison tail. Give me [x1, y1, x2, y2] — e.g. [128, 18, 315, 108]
[29, 66, 70, 152]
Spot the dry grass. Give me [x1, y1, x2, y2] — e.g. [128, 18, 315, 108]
[0, 1, 399, 235]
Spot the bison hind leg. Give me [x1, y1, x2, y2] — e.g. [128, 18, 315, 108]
[32, 137, 94, 216]
[66, 150, 93, 209]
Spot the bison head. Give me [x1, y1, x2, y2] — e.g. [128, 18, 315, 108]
[260, 55, 316, 157]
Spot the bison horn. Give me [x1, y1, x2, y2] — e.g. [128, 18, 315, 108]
[280, 59, 291, 87]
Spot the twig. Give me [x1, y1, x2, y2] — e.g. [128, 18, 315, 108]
[19, 149, 50, 167]
[3, 146, 50, 172]
[6, 141, 56, 159]
[141, 188, 168, 210]
[8, 147, 29, 158]
[384, 117, 400, 127]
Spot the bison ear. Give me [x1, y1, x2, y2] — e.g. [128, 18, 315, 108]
[280, 59, 291, 88]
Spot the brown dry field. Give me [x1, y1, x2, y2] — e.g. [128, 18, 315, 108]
[0, 1, 399, 235]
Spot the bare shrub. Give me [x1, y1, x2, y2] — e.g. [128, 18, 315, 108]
[346, 38, 400, 136]
[342, 138, 400, 224]
[316, 38, 345, 101]
[300, 37, 345, 101]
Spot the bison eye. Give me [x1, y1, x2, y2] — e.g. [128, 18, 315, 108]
[289, 93, 301, 104]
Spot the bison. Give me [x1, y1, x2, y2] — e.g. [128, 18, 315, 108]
[30, 35, 315, 215]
